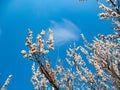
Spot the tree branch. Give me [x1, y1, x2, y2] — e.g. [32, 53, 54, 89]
[39, 63, 59, 90]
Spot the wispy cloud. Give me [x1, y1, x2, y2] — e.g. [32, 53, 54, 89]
[49, 19, 81, 46]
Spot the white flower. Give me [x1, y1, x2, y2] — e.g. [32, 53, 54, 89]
[37, 34, 41, 39]
[28, 28, 32, 34]
[57, 66, 62, 73]
[80, 46, 88, 55]
[43, 50, 49, 54]
[23, 54, 28, 58]
[98, 70, 103, 76]
[41, 30, 45, 36]
[47, 29, 54, 50]
[106, 0, 110, 2]
[21, 50, 26, 54]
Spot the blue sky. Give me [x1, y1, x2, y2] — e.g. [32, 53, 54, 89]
[0, 0, 113, 89]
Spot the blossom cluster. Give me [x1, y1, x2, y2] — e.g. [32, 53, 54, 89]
[21, 29, 59, 90]
[21, 1, 120, 90]
[1, 75, 12, 90]
[21, 28, 54, 61]
[98, 0, 120, 31]
[91, 33, 120, 89]
[31, 63, 48, 90]
[21, 27, 120, 89]
[65, 32, 120, 89]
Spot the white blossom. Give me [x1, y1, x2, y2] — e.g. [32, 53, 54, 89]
[21, 50, 26, 54]
[1, 75, 12, 90]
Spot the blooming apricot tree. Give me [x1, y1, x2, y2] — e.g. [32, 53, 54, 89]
[1, 0, 120, 90]
[21, 0, 120, 90]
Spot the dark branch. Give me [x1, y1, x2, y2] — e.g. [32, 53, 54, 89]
[39, 63, 59, 90]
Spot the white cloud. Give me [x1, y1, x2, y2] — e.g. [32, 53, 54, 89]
[49, 19, 81, 46]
